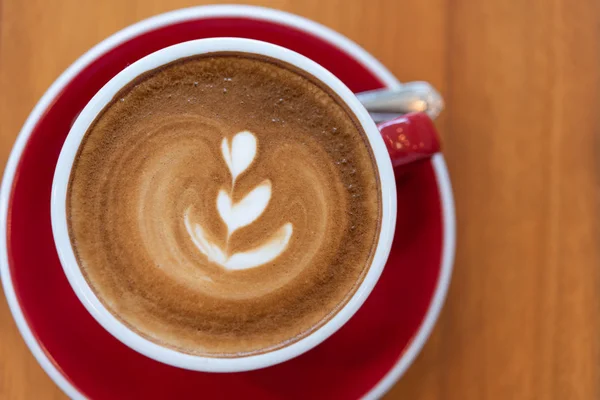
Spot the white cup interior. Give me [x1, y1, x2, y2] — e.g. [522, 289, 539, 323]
[51, 38, 397, 372]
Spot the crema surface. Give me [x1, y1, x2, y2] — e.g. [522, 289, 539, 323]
[67, 53, 382, 356]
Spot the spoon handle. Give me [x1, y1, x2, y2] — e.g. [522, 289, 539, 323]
[356, 81, 444, 123]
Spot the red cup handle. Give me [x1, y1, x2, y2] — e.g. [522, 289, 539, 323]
[377, 112, 441, 167]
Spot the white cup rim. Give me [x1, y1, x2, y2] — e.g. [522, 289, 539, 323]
[50, 37, 397, 372]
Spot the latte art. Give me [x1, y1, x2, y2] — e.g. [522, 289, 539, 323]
[67, 53, 382, 356]
[184, 130, 294, 270]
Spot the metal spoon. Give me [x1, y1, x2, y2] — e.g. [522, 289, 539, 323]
[356, 81, 444, 123]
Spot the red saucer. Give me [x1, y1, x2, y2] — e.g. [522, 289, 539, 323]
[1, 7, 454, 399]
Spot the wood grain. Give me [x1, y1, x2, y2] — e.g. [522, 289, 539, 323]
[1, 0, 598, 398]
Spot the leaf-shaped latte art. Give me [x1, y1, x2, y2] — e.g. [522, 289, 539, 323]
[221, 131, 257, 183]
[217, 180, 271, 236]
[184, 130, 293, 271]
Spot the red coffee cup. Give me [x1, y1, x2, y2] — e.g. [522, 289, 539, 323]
[51, 38, 442, 373]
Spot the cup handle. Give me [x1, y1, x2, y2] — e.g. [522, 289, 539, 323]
[377, 112, 441, 168]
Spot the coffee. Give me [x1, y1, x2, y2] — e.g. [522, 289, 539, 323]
[67, 53, 382, 356]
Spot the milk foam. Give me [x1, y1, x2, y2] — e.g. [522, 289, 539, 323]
[67, 53, 381, 356]
[184, 131, 293, 270]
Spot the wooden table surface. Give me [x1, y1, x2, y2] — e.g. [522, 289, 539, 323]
[1, 0, 599, 399]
